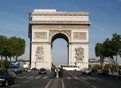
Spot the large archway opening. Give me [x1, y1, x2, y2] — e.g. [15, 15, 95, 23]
[51, 33, 69, 67]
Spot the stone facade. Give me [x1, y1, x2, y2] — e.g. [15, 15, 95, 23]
[28, 9, 91, 70]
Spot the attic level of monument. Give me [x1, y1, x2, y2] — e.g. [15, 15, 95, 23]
[29, 9, 91, 70]
[29, 9, 91, 25]
[30, 9, 90, 16]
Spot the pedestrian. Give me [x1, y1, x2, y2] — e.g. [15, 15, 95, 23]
[60, 67, 63, 78]
[118, 69, 121, 80]
[51, 67, 55, 79]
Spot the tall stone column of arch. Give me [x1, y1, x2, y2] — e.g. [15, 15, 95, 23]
[28, 9, 91, 70]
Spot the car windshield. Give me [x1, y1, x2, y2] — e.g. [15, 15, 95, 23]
[0, 70, 8, 76]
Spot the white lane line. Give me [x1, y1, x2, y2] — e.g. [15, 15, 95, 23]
[62, 79, 65, 88]
[34, 76, 41, 79]
[11, 84, 20, 88]
[45, 79, 53, 88]
[67, 77, 71, 79]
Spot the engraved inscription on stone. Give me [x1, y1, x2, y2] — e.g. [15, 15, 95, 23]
[73, 32, 86, 40]
[35, 46, 44, 61]
[75, 47, 84, 61]
[34, 32, 47, 39]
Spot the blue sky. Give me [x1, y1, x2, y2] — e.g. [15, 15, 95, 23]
[0, 0, 121, 66]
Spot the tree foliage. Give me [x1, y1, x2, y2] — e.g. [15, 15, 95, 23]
[95, 33, 121, 70]
[0, 35, 26, 62]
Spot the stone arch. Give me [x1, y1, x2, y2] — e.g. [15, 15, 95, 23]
[51, 32, 69, 43]
[28, 9, 91, 70]
[49, 30, 71, 43]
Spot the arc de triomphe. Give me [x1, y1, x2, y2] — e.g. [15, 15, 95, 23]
[28, 9, 91, 70]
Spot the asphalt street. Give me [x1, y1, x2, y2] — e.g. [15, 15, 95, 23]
[1, 70, 121, 88]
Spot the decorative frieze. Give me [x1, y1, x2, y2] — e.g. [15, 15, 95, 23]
[32, 25, 89, 29]
[34, 32, 47, 39]
[73, 32, 87, 40]
[75, 46, 84, 62]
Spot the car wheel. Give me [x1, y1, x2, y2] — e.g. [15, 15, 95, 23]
[4, 80, 8, 86]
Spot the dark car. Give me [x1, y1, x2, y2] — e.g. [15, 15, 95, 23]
[39, 68, 47, 74]
[0, 69, 16, 86]
[32, 67, 38, 70]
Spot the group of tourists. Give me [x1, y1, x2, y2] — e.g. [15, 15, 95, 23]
[51, 67, 63, 79]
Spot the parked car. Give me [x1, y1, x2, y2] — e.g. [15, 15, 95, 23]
[39, 68, 47, 75]
[0, 69, 16, 86]
[82, 68, 97, 75]
[32, 67, 38, 70]
[26, 68, 31, 72]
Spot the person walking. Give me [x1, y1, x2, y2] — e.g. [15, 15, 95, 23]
[51, 67, 55, 79]
[60, 67, 63, 78]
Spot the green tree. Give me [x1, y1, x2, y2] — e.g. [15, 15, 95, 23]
[9, 36, 26, 61]
[111, 33, 121, 69]
[95, 43, 105, 70]
[0, 35, 7, 61]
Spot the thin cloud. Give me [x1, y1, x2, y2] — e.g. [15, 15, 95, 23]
[93, 24, 107, 32]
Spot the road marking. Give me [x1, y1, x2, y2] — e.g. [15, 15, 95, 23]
[43, 76, 48, 79]
[34, 76, 41, 79]
[45, 79, 52, 88]
[67, 77, 71, 79]
[11, 84, 20, 88]
[91, 85, 97, 88]
[74, 76, 79, 80]
[62, 79, 65, 88]
[27, 76, 34, 79]
[84, 81, 90, 85]
[80, 77, 87, 80]
[87, 77, 96, 80]
[18, 76, 27, 79]
[23, 80, 29, 83]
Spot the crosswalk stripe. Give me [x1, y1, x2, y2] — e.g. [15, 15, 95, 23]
[87, 77, 96, 80]
[80, 77, 87, 80]
[18, 76, 27, 79]
[43, 76, 48, 79]
[67, 77, 71, 79]
[27, 76, 34, 79]
[74, 76, 79, 80]
[34, 76, 41, 79]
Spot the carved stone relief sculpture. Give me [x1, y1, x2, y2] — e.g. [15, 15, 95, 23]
[75, 46, 84, 61]
[34, 32, 47, 39]
[73, 32, 86, 40]
[35, 46, 44, 61]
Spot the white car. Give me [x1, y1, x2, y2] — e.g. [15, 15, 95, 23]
[26, 68, 31, 72]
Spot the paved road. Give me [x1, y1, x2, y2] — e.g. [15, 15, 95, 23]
[1, 70, 121, 88]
